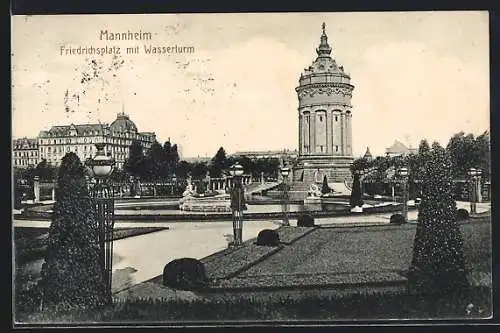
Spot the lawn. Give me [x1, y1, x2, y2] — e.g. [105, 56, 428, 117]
[14, 217, 493, 323]
[234, 220, 491, 289]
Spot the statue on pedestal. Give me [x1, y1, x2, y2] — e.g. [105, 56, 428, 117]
[182, 177, 195, 198]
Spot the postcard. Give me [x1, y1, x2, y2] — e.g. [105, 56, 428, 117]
[11, 11, 491, 325]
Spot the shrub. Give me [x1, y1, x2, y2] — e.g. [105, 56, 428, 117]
[408, 143, 468, 296]
[390, 214, 405, 224]
[349, 172, 364, 208]
[297, 214, 315, 227]
[38, 152, 107, 311]
[456, 208, 470, 221]
[163, 258, 209, 290]
[14, 183, 23, 209]
[255, 229, 280, 246]
[321, 175, 331, 195]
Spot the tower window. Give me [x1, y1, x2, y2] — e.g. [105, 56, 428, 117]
[336, 145, 339, 152]
[335, 116, 338, 121]
[319, 116, 323, 122]
[320, 145, 323, 152]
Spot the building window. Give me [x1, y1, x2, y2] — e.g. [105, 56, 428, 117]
[319, 116, 323, 122]
[335, 115, 338, 122]
[320, 145, 323, 152]
[336, 145, 339, 152]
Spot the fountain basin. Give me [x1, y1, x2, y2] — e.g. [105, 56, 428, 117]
[179, 193, 232, 212]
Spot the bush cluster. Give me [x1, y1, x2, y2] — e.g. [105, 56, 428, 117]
[255, 229, 280, 246]
[456, 208, 470, 221]
[390, 214, 405, 224]
[163, 258, 210, 290]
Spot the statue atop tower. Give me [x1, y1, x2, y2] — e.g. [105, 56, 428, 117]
[292, 23, 355, 190]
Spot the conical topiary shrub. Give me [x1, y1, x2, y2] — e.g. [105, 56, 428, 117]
[349, 172, 363, 208]
[408, 143, 469, 295]
[38, 153, 107, 310]
[321, 175, 331, 195]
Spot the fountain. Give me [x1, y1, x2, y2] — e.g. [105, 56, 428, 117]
[178, 177, 232, 212]
[303, 183, 323, 212]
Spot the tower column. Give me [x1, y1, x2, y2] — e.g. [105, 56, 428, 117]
[298, 113, 303, 155]
[310, 112, 316, 154]
[341, 112, 346, 155]
[326, 110, 332, 154]
[347, 112, 352, 156]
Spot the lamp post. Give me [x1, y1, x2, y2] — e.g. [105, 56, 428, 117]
[280, 166, 291, 226]
[88, 143, 115, 304]
[359, 169, 365, 197]
[229, 162, 245, 246]
[172, 174, 177, 196]
[398, 167, 409, 223]
[467, 168, 481, 214]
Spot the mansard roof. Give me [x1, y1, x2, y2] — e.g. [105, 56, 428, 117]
[13, 137, 38, 150]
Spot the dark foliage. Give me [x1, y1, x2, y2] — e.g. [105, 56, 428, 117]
[162, 258, 210, 290]
[297, 214, 315, 227]
[37, 152, 107, 311]
[13, 182, 24, 209]
[255, 229, 281, 246]
[349, 172, 364, 208]
[34, 159, 58, 181]
[390, 214, 405, 224]
[321, 175, 331, 194]
[408, 143, 469, 295]
[456, 208, 470, 221]
[17, 286, 491, 322]
[210, 147, 228, 178]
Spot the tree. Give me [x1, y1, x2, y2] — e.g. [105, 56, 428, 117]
[191, 162, 208, 180]
[418, 139, 430, 156]
[475, 130, 490, 180]
[175, 160, 192, 180]
[349, 171, 363, 208]
[145, 141, 166, 180]
[408, 142, 468, 295]
[34, 159, 57, 181]
[446, 132, 479, 179]
[38, 152, 107, 310]
[209, 147, 227, 178]
[170, 144, 180, 176]
[123, 140, 144, 178]
[321, 175, 331, 194]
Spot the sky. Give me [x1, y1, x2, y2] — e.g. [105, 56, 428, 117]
[11, 11, 489, 158]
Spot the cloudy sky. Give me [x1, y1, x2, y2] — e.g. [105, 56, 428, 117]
[11, 11, 489, 158]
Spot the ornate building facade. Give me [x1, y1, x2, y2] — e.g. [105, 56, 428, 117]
[13, 137, 39, 168]
[293, 23, 354, 184]
[38, 112, 156, 169]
